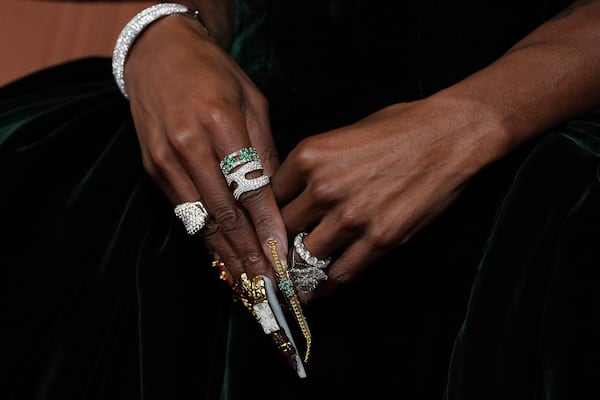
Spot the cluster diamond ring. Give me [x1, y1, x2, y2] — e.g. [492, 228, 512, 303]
[174, 200, 209, 235]
[289, 232, 332, 292]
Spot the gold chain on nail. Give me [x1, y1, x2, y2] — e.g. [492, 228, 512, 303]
[268, 239, 312, 362]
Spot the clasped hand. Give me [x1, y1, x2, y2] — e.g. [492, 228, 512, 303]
[125, 15, 489, 303]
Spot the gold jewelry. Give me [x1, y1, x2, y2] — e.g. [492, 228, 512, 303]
[211, 259, 234, 287]
[210, 258, 309, 376]
[236, 273, 304, 374]
[268, 239, 312, 362]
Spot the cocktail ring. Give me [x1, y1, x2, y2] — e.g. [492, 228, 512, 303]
[225, 160, 270, 200]
[174, 200, 209, 235]
[289, 232, 331, 292]
[289, 257, 328, 292]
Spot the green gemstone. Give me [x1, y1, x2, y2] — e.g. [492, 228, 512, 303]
[279, 279, 294, 296]
[240, 148, 253, 160]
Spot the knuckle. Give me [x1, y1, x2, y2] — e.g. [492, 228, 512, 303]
[308, 181, 338, 204]
[336, 208, 364, 233]
[251, 210, 277, 234]
[248, 90, 269, 112]
[326, 269, 351, 288]
[201, 218, 220, 238]
[211, 204, 245, 234]
[169, 128, 197, 154]
[140, 154, 159, 180]
[262, 143, 280, 166]
[289, 139, 318, 170]
[239, 185, 269, 208]
[365, 228, 389, 250]
[241, 251, 265, 272]
[146, 142, 172, 169]
[198, 106, 232, 132]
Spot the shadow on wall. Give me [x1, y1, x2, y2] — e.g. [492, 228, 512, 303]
[0, 0, 154, 86]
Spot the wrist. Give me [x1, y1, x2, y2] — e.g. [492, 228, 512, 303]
[425, 91, 516, 178]
[173, 0, 236, 48]
[112, 3, 211, 98]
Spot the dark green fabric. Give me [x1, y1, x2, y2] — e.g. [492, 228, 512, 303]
[0, 59, 231, 399]
[446, 113, 600, 400]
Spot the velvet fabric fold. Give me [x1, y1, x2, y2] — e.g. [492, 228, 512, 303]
[0, 59, 230, 399]
[446, 112, 600, 400]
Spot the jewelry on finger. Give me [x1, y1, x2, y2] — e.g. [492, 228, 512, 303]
[174, 200, 209, 235]
[236, 272, 305, 375]
[289, 257, 328, 293]
[220, 147, 270, 200]
[293, 232, 332, 268]
[288, 232, 331, 293]
[220, 147, 260, 175]
[268, 239, 312, 362]
[211, 259, 235, 287]
[225, 160, 270, 200]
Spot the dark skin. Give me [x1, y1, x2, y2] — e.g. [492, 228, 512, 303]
[125, 0, 286, 287]
[273, 0, 600, 301]
[124, 1, 600, 302]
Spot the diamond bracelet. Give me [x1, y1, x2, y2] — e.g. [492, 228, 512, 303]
[112, 3, 208, 99]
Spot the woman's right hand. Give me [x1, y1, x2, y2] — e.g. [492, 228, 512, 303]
[123, 11, 287, 285]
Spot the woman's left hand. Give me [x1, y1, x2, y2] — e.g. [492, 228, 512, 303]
[271, 96, 505, 301]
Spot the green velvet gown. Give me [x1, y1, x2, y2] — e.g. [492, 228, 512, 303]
[2, 1, 599, 399]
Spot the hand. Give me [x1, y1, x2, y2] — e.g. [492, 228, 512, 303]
[272, 96, 502, 301]
[124, 14, 287, 283]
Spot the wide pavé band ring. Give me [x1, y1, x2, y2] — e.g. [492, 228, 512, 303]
[221, 148, 270, 200]
[174, 200, 209, 235]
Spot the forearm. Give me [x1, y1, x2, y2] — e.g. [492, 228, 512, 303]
[434, 0, 600, 166]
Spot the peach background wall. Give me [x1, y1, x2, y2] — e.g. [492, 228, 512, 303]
[0, 0, 154, 86]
